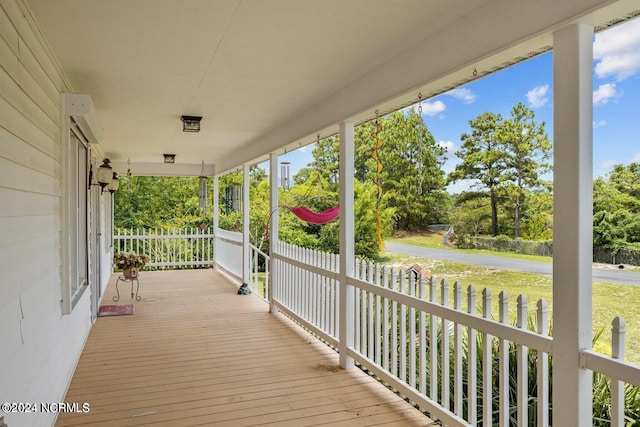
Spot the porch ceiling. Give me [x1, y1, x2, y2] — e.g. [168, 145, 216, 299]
[25, 0, 640, 176]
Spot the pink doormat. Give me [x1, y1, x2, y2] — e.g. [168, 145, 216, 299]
[98, 304, 134, 317]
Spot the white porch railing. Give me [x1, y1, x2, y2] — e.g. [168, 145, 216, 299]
[211, 228, 270, 300]
[249, 244, 270, 300]
[114, 227, 214, 269]
[214, 228, 243, 279]
[271, 241, 640, 426]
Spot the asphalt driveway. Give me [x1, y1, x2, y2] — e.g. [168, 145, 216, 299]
[384, 242, 640, 286]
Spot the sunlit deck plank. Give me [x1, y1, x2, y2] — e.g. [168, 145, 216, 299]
[56, 269, 433, 426]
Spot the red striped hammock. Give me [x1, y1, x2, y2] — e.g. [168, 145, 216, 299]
[289, 206, 339, 224]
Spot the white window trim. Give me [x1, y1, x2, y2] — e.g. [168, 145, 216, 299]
[61, 120, 90, 314]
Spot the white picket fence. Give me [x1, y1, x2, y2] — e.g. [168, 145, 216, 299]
[271, 241, 640, 426]
[114, 227, 214, 269]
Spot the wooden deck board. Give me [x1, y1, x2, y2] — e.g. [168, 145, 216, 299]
[56, 269, 434, 427]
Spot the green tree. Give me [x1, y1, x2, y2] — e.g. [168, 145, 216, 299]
[449, 111, 505, 236]
[355, 110, 448, 230]
[448, 192, 492, 247]
[314, 181, 396, 260]
[520, 187, 553, 240]
[498, 103, 552, 237]
[295, 136, 340, 191]
[115, 176, 211, 229]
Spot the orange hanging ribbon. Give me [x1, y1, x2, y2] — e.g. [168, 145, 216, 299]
[372, 121, 385, 251]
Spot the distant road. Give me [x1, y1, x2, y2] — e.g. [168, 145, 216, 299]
[385, 242, 640, 286]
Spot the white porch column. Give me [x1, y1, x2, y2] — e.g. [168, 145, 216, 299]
[213, 176, 219, 270]
[338, 121, 355, 369]
[243, 164, 250, 285]
[552, 23, 593, 426]
[269, 153, 279, 313]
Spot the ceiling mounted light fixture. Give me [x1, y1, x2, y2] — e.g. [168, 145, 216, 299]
[181, 115, 202, 132]
[164, 154, 176, 163]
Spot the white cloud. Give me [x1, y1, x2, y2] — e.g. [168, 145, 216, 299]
[445, 87, 477, 104]
[593, 120, 607, 128]
[600, 159, 618, 169]
[600, 154, 640, 170]
[420, 100, 446, 116]
[526, 84, 550, 108]
[438, 140, 455, 153]
[593, 83, 621, 105]
[594, 18, 640, 81]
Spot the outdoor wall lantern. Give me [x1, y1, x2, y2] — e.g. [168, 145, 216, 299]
[164, 154, 176, 163]
[107, 172, 120, 193]
[181, 115, 202, 132]
[93, 158, 113, 190]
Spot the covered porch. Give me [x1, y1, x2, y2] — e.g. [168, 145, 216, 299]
[56, 269, 432, 427]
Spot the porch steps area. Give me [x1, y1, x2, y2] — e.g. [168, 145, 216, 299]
[56, 269, 434, 426]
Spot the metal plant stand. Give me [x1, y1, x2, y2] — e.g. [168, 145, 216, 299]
[113, 273, 141, 302]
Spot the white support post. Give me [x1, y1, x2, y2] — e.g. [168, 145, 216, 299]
[552, 23, 593, 427]
[339, 121, 355, 369]
[269, 153, 279, 313]
[213, 176, 219, 270]
[243, 164, 250, 286]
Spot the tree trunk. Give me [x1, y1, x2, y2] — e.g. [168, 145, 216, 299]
[514, 195, 521, 238]
[490, 190, 498, 236]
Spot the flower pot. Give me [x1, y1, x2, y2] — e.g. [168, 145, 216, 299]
[123, 267, 138, 279]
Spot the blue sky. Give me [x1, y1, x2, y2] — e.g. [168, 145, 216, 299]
[277, 17, 640, 193]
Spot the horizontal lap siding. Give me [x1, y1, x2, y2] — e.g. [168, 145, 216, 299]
[0, 1, 92, 427]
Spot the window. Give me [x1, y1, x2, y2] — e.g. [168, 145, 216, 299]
[62, 129, 89, 313]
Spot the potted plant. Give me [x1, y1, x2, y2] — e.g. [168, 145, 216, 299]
[113, 252, 150, 278]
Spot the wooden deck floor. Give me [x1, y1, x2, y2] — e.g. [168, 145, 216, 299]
[56, 269, 435, 427]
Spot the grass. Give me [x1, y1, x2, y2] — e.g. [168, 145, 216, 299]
[379, 249, 640, 363]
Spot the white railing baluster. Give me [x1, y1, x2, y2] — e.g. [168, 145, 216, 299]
[303, 247, 309, 320]
[454, 281, 463, 417]
[391, 267, 399, 377]
[611, 316, 626, 427]
[321, 250, 327, 330]
[383, 266, 390, 372]
[368, 261, 375, 361]
[537, 299, 549, 427]
[441, 279, 450, 411]
[375, 263, 382, 366]
[400, 270, 407, 383]
[355, 260, 362, 353]
[482, 288, 493, 427]
[467, 285, 477, 425]
[331, 252, 338, 338]
[499, 291, 509, 427]
[517, 295, 528, 427]
[409, 273, 417, 389]
[429, 275, 438, 402]
[419, 274, 427, 396]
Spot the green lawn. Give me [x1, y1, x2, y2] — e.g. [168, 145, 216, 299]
[380, 242, 640, 363]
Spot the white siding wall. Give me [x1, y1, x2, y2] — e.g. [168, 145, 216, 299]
[0, 1, 99, 426]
